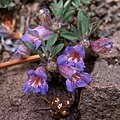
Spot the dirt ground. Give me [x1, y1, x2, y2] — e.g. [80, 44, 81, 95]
[0, 0, 120, 120]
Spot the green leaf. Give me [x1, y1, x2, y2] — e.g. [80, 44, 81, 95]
[77, 11, 89, 36]
[62, 10, 75, 23]
[52, 43, 64, 57]
[73, 0, 82, 7]
[41, 46, 48, 58]
[41, 40, 45, 47]
[64, 0, 71, 8]
[0, 0, 15, 8]
[24, 41, 35, 51]
[61, 31, 78, 41]
[53, 0, 57, 4]
[55, 9, 63, 18]
[71, 25, 79, 36]
[49, 6, 56, 16]
[57, 0, 63, 8]
[47, 34, 58, 47]
[82, 0, 93, 5]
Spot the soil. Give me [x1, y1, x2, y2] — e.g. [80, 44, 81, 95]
[0, 0, 120, 120]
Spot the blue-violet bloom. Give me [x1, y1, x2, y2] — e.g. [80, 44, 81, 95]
[24, 67, 48, 94]
[21, 26, 54, 49]
[57, 45, 85, 71]
[58, 65, 91, 92]
[91, 38, 113, 53]
[14, 44, 31, 59]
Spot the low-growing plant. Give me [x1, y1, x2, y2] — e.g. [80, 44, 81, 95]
[0, 0, 113, 118]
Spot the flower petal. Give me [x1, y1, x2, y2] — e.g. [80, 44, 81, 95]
[65, 46, 75, 55]
[58, 65, 77, 79]
[33, 86, 40, 93]
[40, 82, 48, 94]
[66, 79, 76, 92]
[28, 26, 54, 41]
[34, 39, 41, 50]
[37, 72, 47, 80]
[24, 81, 32, 93]
[57, 54, 67, 65]
[77, 72, 91, 87]
[27, 70, 36, 77]
[21, 34, 34, 42]
[74, 45, 85, 59]
[35, 67, 45, 73]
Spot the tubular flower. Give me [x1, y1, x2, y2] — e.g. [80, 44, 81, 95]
[14, 44, 31, 59]
[58, 65, 91, 92]
[66, 71, 91, 92]
[21, 26, 54, 49]
[90, 38, 113, 53]
[28, 26, 54, 41]
[21, 34, 41, 50]
[57, 45, 85, 71]
[24, 67, 48, 94]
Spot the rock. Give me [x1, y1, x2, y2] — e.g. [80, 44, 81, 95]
[79, 60, 120, 120]
[110, 31, 120, 51]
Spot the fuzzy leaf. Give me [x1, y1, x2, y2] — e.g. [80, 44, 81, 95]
[57, 0, 63, 8]
[41, 46, 48, 58]
[61, 31, 78, 41]
[64, 0, 71, 8]
[73, 0, 82, 7]
[55, 9, 63, 18]
[82, 0, 93, 5]
[47, 34, 58, 47]
[24, 41, 35, 51]
[78, 11, 89, 36]
[52, 43, 64, 57]
[62, 10, 75, 22]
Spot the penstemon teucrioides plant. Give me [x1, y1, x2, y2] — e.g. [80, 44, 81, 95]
[14, 0, 113, 117]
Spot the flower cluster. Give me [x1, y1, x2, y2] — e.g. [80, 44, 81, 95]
[24, 67, 48, 94]
[51, 97, 72, 117]
[57, 45, 91, 92]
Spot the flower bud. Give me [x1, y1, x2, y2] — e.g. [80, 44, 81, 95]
[79, 39, 90, 48]
[52, 22, 62, 30]
[47, 61, 57, 72]
[38, 8, 52, 26]
[14, 44, 31, 59]
[90, 38, 113, 54]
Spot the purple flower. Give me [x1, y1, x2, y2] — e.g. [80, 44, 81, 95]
[24, 67, 48, 94]
[28, 26, 54, 41]
[66, 71, 91, 92]
[57, 45, 85, 70]
[91, 38, 113, 53]
[14, 44, 31, 59]
[21, 34, 41, 50]
[58, 65, 91, 92]
[21, 26, 54, 49]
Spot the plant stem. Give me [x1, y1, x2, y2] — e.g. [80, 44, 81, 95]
[0, 55, 40, 69]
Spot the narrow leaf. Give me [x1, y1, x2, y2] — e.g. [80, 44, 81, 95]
[41, 46, 48, 58]
[24, 41, 35, 51]
[64, 0, 71, 8]
[47, 34, 58, 47]
[61, 31, 78, 41]
[62, 10, 75, 22]
[57, 0, 63, 8]
[77, 11, 89, 36]
[52, 43, 64, 57]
